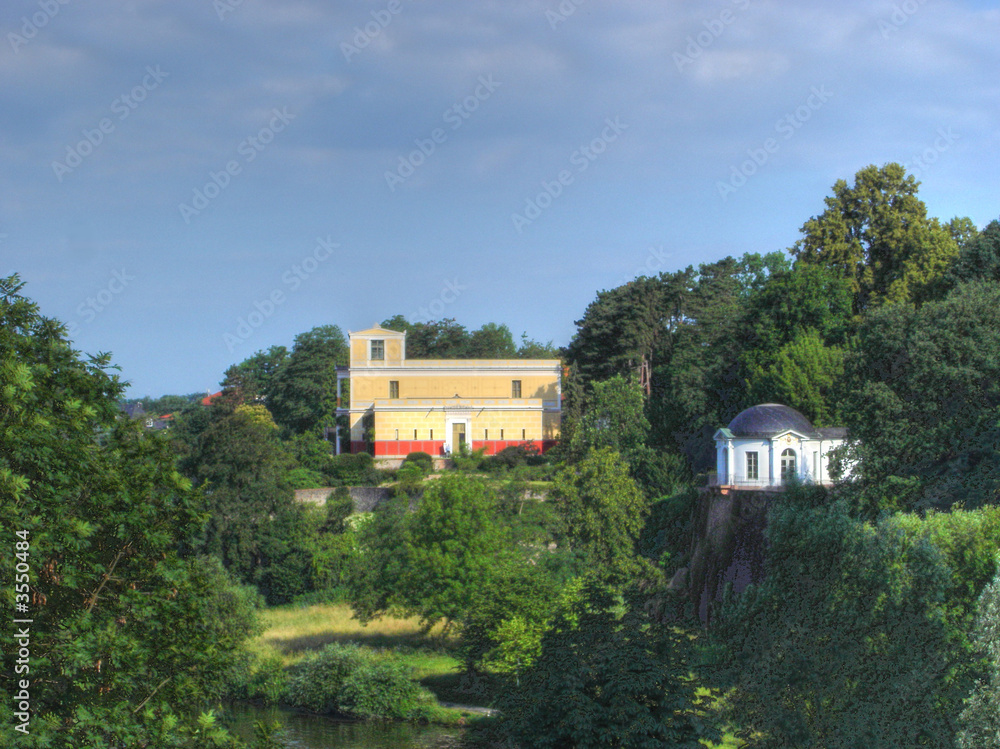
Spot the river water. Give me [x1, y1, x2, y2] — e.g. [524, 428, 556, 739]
[226, 703, 467, 749]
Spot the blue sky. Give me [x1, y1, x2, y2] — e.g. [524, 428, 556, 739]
[2, 0, 997, 398]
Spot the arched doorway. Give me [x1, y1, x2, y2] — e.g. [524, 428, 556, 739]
[780, 448, 797, 483]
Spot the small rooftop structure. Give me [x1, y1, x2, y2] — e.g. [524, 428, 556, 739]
[711, 403, 848, 491]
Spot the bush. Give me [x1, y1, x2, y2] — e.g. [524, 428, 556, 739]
[324, 452, 382, 486]
[449, 443, 487, 471]
[339, 659, 433, 719]
[230, 649, 290, 704]
[324, 487, 355, 532]
[403, 451, 434, 473]
[395, 462, 426, 497]
[483, 443, 539, 471]
[286, 643, 365, 714]
[286, 467, 326, 489]
[284, 643, 433, 720]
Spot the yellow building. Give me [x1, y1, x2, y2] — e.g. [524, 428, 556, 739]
[334, 325, 561, 460]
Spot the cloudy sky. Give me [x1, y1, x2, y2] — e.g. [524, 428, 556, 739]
[1, 0, 997, 398]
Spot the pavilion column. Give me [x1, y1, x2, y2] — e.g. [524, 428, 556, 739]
[727, 440, 735, 485]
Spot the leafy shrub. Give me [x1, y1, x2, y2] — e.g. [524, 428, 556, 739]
[339, 659, 433, 719]
[284, 643, 434, 720]
[395, 462, 426, 496]
[451, 444, 487, 471]
[286, 643, 365, 714]
[403, 451, 434, 473]
[324, 452, 382, 486]
[629, 448, 690, 498]
[285, 432, 334, 472]
[637, 487, 696, 566]
[233, 650, 290, 704]
[482, 443, 551, 473]
[324, 487, 355, 532]
[286, 467, 326, 489]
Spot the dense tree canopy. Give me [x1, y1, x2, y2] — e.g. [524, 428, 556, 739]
[266, 325, 347, 434]
[0, 275, 257, 747]
[716, 494, 996, 749]
[790, 162, 961, 312]
[840, 279, 1000, 513]
[379, 315, 555, 359]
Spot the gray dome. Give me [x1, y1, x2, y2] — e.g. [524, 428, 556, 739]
[727, 403, 816, 438]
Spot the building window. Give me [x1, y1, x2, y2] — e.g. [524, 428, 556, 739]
[389, 380, 399, 399]
[781, 448, 797, 482]
[746, 451, 758, 480]
[414, 429, 418, 440]
[485, 428, 489, 440]
[430, 429, 433, 440]
[500, 428, 504, 440]
[394, 429, 399, 440]
[371, 339, 384, 360]
[522, 428, 526, 440]
[511, 380, 521, 398]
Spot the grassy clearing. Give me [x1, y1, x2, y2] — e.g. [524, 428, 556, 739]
[253, 603, 495, 710]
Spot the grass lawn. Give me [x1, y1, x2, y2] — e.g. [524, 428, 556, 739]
[254, 603, 495, 708]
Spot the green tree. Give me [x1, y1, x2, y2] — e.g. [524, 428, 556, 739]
[220, 345, 288, 406]
[516, 332, 558, 359]
[716, 493, 989, 749]
[958, 568, 1000, 749]
[840, 280, 1000, 513]
[569, 374, 650, 459]
[942, 218, 1000, 289]
[742, 262, 854, 356]
[495, 583, 716, 748]
[468, 322, 517, 358]
[267, 326, 347, 434]
[349, 475, 513, 628]
[746, 329, 846, 427]
[0, 275, 257, 747]
[189, 402, 311, 603]
[550, 448, 650, 577]
[790, 162, 959, 312]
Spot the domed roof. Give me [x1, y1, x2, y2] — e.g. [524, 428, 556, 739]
[726, 403, 817, 438]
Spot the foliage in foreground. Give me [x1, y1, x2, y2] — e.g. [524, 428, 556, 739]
[715, 491, 998, 748]
[0, 275, 263, 748]
[493, 582, 718, 748]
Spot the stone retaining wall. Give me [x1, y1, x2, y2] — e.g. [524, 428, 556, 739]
[293, 486, 394, 512]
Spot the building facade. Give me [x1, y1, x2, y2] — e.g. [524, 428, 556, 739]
[712, 403, 848, 491]
[334, 325, 561, 459]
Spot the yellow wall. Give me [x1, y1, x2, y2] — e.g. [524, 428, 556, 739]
[351, 373, 557, 401]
